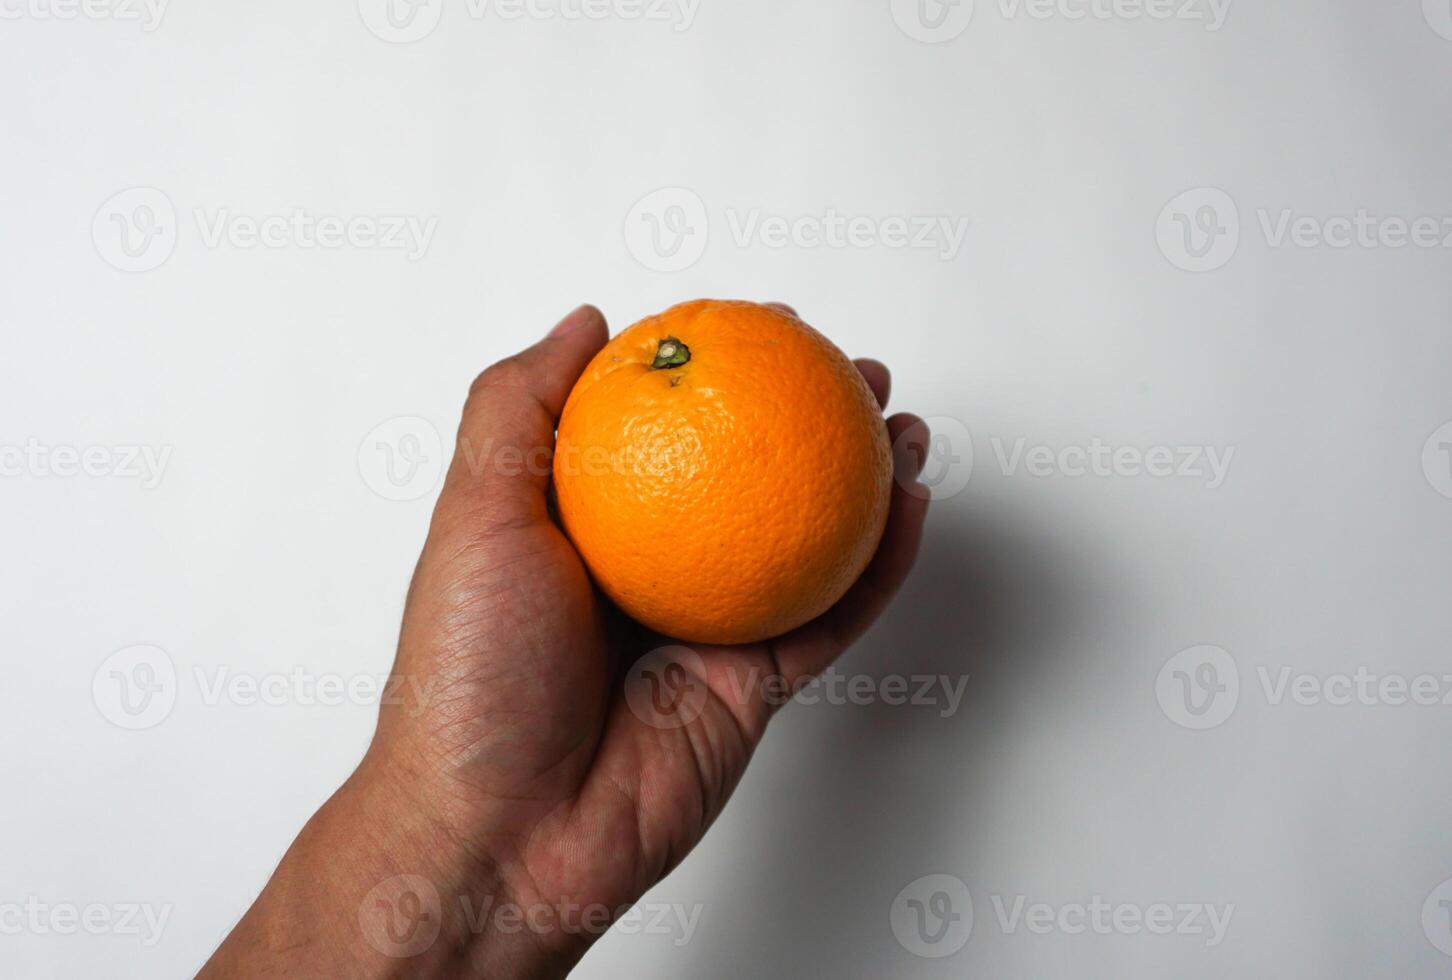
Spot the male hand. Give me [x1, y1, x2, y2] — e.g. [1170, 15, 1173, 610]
[201, 304, 931, 978]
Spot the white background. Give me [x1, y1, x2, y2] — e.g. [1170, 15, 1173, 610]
[4, 0, 1452, 976]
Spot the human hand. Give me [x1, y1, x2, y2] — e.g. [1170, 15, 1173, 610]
[200, 303, 931, 978]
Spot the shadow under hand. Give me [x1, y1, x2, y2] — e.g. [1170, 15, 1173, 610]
[687, 499, 1092, 979]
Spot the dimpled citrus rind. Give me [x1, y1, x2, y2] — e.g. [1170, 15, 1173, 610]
[553, 300, 892, 645]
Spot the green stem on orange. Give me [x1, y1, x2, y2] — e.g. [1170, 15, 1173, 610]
[651, 337, 691, 370]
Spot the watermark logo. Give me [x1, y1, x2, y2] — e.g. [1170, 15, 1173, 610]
[897, 415, 973, 501]
[1423, 877, 1452, 956]
[1160, 187, 1452, 271]
[1157, 187, 1240, 272]
[1156, 645, 1239, 730]
[94, 189, 439, 270]
[890, 0, 974, 42]
[624, 187, 972, 271]
[359, 416, 446, 502]
[357, 874, 703, 956]
[358, 0, 446, 42]
[891, 874, 973, 958]
[360, 875, 443, 958]
[1424, 0, 1452, 41]
[0, 0, 170, 30]
[94, 654, 434, 730]
[893, 423, 1234, 499]
[624, 646, 709, 729]
[1163, 647, 1452, 722]
[93, 187, 178, 273]
[624, 187, 709, 272]
[1421, 420, 1452, 499]
[92, 645, 177, 730]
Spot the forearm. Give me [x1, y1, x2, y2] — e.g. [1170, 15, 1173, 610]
[198, 756, 569, 979]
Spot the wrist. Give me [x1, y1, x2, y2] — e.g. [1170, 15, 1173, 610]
[201, 753, 570, 979]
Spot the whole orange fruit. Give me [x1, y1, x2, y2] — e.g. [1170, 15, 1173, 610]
[553, 299, 892, 645]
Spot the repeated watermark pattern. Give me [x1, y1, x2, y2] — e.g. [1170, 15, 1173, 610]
[357, 416, 972, 502]
[93, 188, 438, 272]
[899, 427, 1233, 496]
[93, 188, 179, 272]
[355, 415, 1226, 505]
[357, 0, 701, 44]
[358, 874, 701, 958]
[1158, 186, 1452, 272]
[891, 874, 974, 957]
[623, 646, 971, 730]
[0, 0, 169, 30]
[358, 417, 447, 502]
[991, 436, 1234, 489]
[0, 440, 172, 488]
[1422, 420, 1452, 500]
[92, 645, 435, 730]
[624, 187, 971, 272]
[890, 0, 1231, 43]
[988, 894, 1233, 946]
[624, 646, 711, 729]
[1156, 645, 1238, 730]
[1158, 645, 1452, 730]
[1425, 0, 1452, 41]
[1424, 877, 1452, 957]
[0, 898, 171, 946]
[890, 874, 1233, 958]
[889, 0, 976, 43]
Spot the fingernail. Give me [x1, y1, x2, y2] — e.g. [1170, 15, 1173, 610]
[550, 305, 598, 338]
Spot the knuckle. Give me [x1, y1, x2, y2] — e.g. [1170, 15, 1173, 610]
[468, 358, 530, 398]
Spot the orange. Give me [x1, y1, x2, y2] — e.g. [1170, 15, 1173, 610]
[553, 299, 892, 645]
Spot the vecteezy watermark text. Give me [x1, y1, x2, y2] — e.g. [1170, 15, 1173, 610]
[0, 440, 172, 488]
[1158, 645, 1452, 730]
[1158, 187, 1452, 272]
[358, 421, 1229, 509]
[357, 0, 701, 44]
[0, 0, 170, 30]
[623, 187, 971, 272]
[358, 874, 701, 959]
[889, 874, 1233, 958]
[93, 187, 439, 272]
[989, 894, 1233, 946]
[723, 208, 971, 260]
[194, 209, 438, 260]
[0, 898, 171, 946]
[92, 645, 437, 731]
[622, 647, 971, 730]
[992, 437, 1234, 489]
[889, 0, 1231, 44]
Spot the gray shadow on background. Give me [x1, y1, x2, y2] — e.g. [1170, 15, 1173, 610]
[685, 502, 1094, 978]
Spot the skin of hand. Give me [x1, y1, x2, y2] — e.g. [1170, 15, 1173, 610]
[200, 304, 931, 978]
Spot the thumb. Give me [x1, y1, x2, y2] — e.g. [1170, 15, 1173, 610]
[438, 305, 608, 530]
